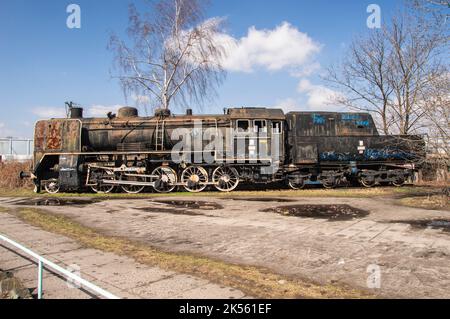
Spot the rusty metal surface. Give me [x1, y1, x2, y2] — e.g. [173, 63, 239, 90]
[63, 120, 82, 152]
[45, 121, 62, 150]
[29, 106, 424, 193]
[34, 121, 46, 152]
[33, 120, 82, 167]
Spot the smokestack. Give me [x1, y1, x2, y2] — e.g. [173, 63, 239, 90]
[69, 107, 83, 119]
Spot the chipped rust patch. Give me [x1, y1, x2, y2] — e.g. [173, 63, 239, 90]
[46, 121, 63, 150]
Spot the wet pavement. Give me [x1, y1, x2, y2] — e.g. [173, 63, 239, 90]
[13, 198, 104, 207]
[261, 204, 369, 221]
[389, 219, 450, 233]
[1, 194, 450, 298]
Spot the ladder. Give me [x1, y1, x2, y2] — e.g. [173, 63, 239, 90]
[155, 120, 165, 151]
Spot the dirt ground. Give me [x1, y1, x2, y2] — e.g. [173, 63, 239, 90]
[1, 188, 449, 298]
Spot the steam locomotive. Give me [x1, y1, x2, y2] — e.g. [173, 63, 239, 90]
[23, 104, 424, 194]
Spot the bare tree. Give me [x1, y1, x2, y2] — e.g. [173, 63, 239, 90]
[325, 8, 447, 136]
[109, 0, 227, 113]
[418, 70, 450, 162]
[326, 31, 394, 134]
[406, 0, 450, 175]
[386, 14, 446, 135]
[411, 0, 450, 24]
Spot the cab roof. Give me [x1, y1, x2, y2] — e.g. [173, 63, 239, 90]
[227, 107, 285, 120]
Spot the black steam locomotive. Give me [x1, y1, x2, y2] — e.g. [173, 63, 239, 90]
[23, 105, 424, 194]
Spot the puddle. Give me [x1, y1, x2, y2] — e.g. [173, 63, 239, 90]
[137, 207, 208, 216]
[13, 198, 103, 207]
[413, 249, 449, 258]
[152, 200, 223, 210]
[262, 204, 369, 221]
[227, 198, 296, 203]
[390, 219, 450, 232]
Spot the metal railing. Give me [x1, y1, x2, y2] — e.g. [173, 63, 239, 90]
[0, 234, 120, 299]
[0, 138, 33, 162]
[0, 138, 33, 155]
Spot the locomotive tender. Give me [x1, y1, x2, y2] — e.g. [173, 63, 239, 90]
[24, 105, 423, 194]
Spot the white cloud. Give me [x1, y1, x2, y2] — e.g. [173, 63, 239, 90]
[220, 22, 321, 73]
[32, 105, 126, 119]
[297, 79, 344, 110]
[86, 105, 123, 117]
[275, 98, 303, 113]
[32, 107, 67, 118]
[289, 62, 322, 78]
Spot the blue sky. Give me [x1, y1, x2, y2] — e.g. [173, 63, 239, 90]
[0, 0, 404, 138]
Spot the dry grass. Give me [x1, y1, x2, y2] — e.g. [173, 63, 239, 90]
[0, 161, 33, 191]
[400, 195, 450, 211]
[0, 184, 433, 199]
[2, 206, 371, 299]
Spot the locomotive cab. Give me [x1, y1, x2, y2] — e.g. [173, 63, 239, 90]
[227, 108, 285, 173]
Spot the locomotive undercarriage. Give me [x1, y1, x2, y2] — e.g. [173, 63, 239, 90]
[286, 163, 414, 190]
[36, 152, 249, 194]
[37, 152, 414, 194]
[84, 163, 243, 194]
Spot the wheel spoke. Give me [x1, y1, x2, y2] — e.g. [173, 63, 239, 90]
[121, 174, 146, 194]
[288, 177, 305, 190]
[90, 169, 115, 194]
[152, 167, 177, 193]
[213, 166, 239, 192]
[182, 166, 208, 193]
[44, 179, 60, 194]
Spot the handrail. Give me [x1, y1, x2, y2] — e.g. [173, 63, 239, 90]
[0, 234, 120, 299]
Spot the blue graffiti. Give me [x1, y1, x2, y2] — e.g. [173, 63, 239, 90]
[313, 114, 326, 125]
[364, 148, 415, 160]
[355, 120, 369, 127]
[342, 114, 361, 121]
[320, 152, 353, 161]
[341, 114, 369, 127]
[319, 148, 417, 162]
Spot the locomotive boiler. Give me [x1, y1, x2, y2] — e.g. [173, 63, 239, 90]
[23, 104, 424, 194]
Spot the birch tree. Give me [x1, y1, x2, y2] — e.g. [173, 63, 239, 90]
[109, 0, 227, 112]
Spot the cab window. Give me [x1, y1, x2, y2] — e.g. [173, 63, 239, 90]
[253, 120, 267, 133]
[272, 121, 282, 134]
[237, 120, 250, 133]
